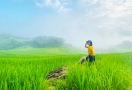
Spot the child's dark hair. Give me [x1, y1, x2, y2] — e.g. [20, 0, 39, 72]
[87, 40, 93, 46]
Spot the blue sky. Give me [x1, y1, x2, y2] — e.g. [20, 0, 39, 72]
[0, 0, 132, 48]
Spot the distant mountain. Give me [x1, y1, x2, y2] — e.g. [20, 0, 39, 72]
[96, 40, 132, 53]
[115, 41, 132, 49]
[0, 34, 70, 50]
[112, 41, 132, 52]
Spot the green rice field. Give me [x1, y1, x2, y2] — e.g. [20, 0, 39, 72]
[0, 48, 132, 90]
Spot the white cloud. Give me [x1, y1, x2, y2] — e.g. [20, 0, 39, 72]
[35, 0, 71, 13]
[54, 0, 61, 7]
[77, 0, 132, 47]
[80, 0, 132, 18]
[35, 2, 44, 7]
[58, 6, 69, 13]
[33, 0, 132, 48]
[45, 0, 52, 6]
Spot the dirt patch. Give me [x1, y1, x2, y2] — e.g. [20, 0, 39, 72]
[46, 66, 68, 80]
[46, 66, 68, 90]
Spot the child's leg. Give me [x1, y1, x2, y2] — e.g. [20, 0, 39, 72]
[86, 55, 89, 61]
[89, 56, 95, 63]
[93, 56, 95, 61]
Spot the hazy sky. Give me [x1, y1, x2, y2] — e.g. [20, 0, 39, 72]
[0, 0, 132, 48]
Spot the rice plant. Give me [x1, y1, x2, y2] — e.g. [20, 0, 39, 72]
[0, 53, 132, 90]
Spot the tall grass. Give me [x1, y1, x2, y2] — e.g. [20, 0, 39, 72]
[0, 55, 82, 90]
[66, 54, 132, 90]
[0, 53, 132, 90]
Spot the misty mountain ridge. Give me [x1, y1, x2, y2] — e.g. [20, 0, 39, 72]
[96, 40, 132, 53]
[0, 34, 70, 50]
[0, 34, 132, 53]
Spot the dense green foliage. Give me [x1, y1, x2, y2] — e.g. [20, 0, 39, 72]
[0, 54, 82, 90]
[0, 34, 68, 50]
[66, 53, 132, 90]
[0, 51, 132, 90]
[30, 36, 66, 48]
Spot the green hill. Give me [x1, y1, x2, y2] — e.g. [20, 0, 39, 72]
[0, 47, 86, 55]
[0, 34, 69, 50]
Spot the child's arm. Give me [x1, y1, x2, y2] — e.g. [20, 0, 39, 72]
[85, 42, 88, 48]
[85, 43, 88, 48]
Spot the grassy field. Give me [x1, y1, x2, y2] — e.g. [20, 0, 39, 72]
[0, 47, 85, 55]
[0, 48, 132, 90]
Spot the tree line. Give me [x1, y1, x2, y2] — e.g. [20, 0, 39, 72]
[0, 34, 67, 50]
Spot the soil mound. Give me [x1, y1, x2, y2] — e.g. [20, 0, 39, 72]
[46, 66, 68, 80]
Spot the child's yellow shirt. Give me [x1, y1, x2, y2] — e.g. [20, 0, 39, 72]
[86, 46, 95, 56]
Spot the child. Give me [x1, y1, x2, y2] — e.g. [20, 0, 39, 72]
[85, 40, 95, 63]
